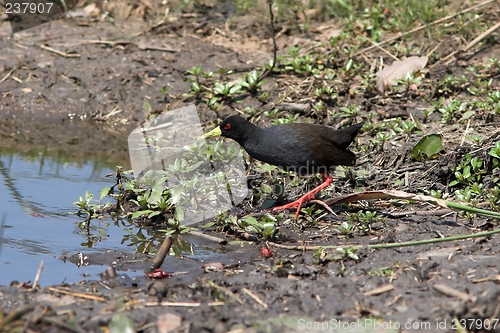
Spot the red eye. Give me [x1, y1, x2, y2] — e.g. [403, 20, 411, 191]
[224, 123, 231, 130]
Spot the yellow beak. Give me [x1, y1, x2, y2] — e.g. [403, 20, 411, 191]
[203, 126, 222, 139]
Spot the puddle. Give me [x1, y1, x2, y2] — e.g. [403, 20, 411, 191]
[0, 146, 230, 286]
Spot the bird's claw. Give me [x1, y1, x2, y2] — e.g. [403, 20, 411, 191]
[272, 194, 314, 218]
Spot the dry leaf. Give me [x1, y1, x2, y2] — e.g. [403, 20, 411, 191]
[157, 313, 182, 333]
[376, 56, 428, 92]
[84, 4, 101, 17]
[298, 8, 321, 22]
[315, 28, 342, 41]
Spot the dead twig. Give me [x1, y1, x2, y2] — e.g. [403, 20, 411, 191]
[462, 20, 500, 53]
[48, 287, 107, 302]
[206, 281, 244, 304]
[40, 44, 80, 58]
[144, 301, 224, 307]
[242, 288, 268, 308]
[388, 208, 451, 218]
[366, 38, 399, 61]
[138, 45, 178, 52]
[81, 40, 132, 46]
[257, 1, 277, 82]
[433, 284, 476, 302]
[460, 118, 472, 146]
[364, 284, 394, 296]
[31, 260, 44, 291]
[0, 67, 17, 84]
[472, 275, 500, 283]
[149, 235, 174, 272]
[187, 230, 228, 244]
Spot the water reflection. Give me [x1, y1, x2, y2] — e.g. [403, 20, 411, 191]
[0, 146, 218, 286]
[0, 146, 114, 217]
[0, 146, 121, 285]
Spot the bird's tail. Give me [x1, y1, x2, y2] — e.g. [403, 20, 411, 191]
[331, 122, 364, 149]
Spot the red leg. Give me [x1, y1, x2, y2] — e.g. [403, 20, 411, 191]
[272, 173, 333, 218]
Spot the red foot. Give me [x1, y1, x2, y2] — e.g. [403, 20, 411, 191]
[261, 246, 273, 258]
[272, 173, 333, 218]
[147, 269, 171, 279]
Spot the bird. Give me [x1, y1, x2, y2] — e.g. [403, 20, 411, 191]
[203, 115, 363, 218]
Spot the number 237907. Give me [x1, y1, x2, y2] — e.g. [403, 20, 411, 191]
[5, 2, 53, 14]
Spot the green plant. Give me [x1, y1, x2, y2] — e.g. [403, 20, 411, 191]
[338, 221, 354, 235]
[489, 142, 500, 169]
[314, 84, 338, 102]
[367, 267, 393, 277]
[465, 135, 483, 145]
[272, 113, 300, 125]
[396, 72, 423, 93]
[449, 153, 486, 187]
[348, 210, 386, 233]
[435, 75, 468, 97]
[263, 109, 300, 124]
[372, 131, 393, 150]
[427, 189, 445, 199]
[300, 206, 325, 224]
[337, 105, 359, 119]
[235, 214, 280, 240]
[183, 65, 260, 111]
[72, 190, 110, 222]
[213, 81, 243, 99]
[438, 99, 467, 124]
[340, 58, 361, 78]
[241, 70, 264, 93]
[280, 46, 322, 77]
[334, 246, 359, 260]
[390, 118, 421, 136]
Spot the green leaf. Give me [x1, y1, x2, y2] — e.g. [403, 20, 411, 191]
[109, 311, 135, 333]
[98, 228, 108, 237]
[143, 100, 152, 112]
[148, 183, 164, 205]
[175, 206, 185, 221]
[411, 134, 443, 161]
[191, 82, 201, 93]
[201, 222, 215, 229]
[229, 83, 242, 94]
[84, 191, 93, 203]
[186, 160, 204, 172]
[460, 110, 475, 122]
[242, 216, 258, 225]
[148, 211, 162, 218]
[99, 187, 111, 201]
[171, 185, 184, 205]
[261, 184, 273, 194]
[131, 210, 152, 219]
[488, 142, 500, 158]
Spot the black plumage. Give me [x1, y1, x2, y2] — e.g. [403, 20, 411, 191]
[204, 115, 363, 217]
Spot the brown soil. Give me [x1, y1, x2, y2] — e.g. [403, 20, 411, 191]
[1, 1, 500, 332]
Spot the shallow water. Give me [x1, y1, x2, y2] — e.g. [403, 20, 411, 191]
[0, 147, 122, 285]
[0, 146, 218, 286]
